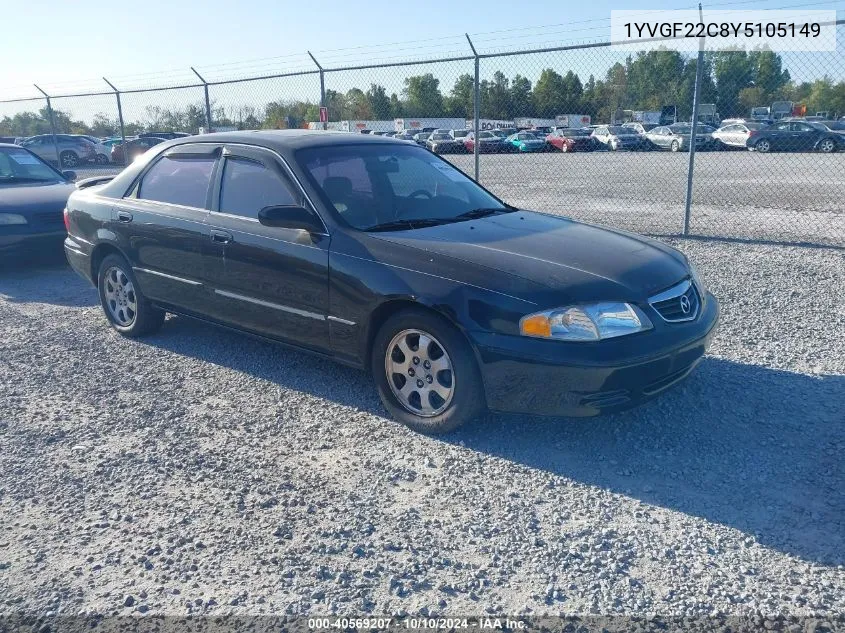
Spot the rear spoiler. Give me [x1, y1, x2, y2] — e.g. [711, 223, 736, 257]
[75, 175, 116, 189]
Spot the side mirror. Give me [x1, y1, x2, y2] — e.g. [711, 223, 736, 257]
[62, 170, 77, 182]
[258, 205, 323, 233]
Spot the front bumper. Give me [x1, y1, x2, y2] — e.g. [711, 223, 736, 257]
[471, 292, 719, 417]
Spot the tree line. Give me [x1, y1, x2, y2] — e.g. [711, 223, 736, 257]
[2, 49, 843, 138]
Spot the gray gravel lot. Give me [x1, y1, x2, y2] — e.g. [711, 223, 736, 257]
[1, 239, 843, 621]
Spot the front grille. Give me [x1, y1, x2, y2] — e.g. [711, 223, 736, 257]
[33, 212, 64, 226]
[649, 279, 700, 323]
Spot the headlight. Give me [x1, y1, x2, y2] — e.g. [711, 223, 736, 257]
[520, 302, 653, 342]
[0, 213, 28, 225]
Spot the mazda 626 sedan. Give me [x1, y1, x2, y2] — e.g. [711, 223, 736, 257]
[64, 130, 718, 434]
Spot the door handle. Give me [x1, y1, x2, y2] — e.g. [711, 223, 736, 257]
[116, 211, 133, 223]
[210, 229, 233, 244]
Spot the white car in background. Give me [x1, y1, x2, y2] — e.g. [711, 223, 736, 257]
[73, 135, 112, 164]
[711, 122, 766, 149]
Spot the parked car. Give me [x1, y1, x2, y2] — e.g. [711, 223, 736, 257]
[20, 134, 96, 167]
[816, 120, 845, 134]
[0, 143, 76, 255]
[504, 132, 547, 152]
[111, 137, 167, 164]
[528, 126, 553, 136]
[745, 120, 843, 153]
[139, 132, 190, 140]
[63, 130, 718, 434]
[426, 132, 466, 154]
[71, 135, 112, 164]
[394, 130, 420, 141]
[450, 129, 470, 140]
[711, 122, 766, 149]
[463, 131, 505, 153]
[591, 126, 650, 151]
[412, 132, 432, 146]
[546, 128, 597, 152]
[622, 122, 659, 135]
[645, 124, 716, 152]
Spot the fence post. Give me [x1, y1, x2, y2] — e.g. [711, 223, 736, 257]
[103, 77, 127, 166]
[308, 52, 326, 130]
[191, 67, 213, 133]
[33, 85, 60, 168]
[465, 34, 480, 182]
[684, 3, 706, 235]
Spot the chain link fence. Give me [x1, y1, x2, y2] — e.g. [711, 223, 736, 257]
[2, 24, 843, 246]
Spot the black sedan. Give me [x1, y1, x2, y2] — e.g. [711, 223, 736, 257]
[746, 120, 843, 153]
[63, 131, 718, 434]
[0, 143, 76, 256]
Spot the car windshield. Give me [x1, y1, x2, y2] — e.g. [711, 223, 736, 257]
[0, 147, 64, 184]
[608, 126, 634, 135]
[430, 133, 450, 140]
[297, 143, 510, 231]
[670, 125, 692, 133]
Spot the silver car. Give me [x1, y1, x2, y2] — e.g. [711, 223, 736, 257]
[645, 124, 716, 152]
[711, 122, 766, 149]
[20, 134, 96, 167]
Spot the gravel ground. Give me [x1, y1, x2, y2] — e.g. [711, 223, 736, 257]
[0, 240, 844, 625]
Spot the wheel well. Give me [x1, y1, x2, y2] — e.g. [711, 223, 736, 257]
[364, 300, 460, 371]
[89, 243, 124, 282]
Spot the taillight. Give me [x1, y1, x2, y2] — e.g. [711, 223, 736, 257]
[747, 130, 758, 137]
[63, 208, 70, 232]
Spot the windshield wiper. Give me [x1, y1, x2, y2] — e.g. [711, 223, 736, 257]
[452, 207, 515, 220]
[363, 218, 452, 232]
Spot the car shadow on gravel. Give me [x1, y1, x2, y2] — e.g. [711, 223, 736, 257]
[449, 357, 845, 567]
[0, 254, 98, 308]
[140, 313, 844, 565]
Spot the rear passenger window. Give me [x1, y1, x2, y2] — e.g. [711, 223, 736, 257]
[219, 157, 297, 218]
[139, 156, 216, 208]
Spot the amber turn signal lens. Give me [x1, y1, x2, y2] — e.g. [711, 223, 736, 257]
[520, 314, 551, 338]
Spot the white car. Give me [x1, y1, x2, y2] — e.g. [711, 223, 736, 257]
[73, 135, 112, 164]
[711, 122, 766, 149]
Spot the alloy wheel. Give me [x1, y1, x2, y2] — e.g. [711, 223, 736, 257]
[819, 139, 835, 153]
[385, 329, 454, 417]
[756, 140, 771, 153]
[61, 152, 79, 167]
[103, 266, 137, 327]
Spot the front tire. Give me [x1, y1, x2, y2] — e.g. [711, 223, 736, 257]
[372, 308, 485, 434]
[818, 138, 837, 153]
[97, 254, 164, 337]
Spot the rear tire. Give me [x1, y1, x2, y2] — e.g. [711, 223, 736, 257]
[97, 254, 164, 337]
[60, 151, 79, 168]
[372, 308, 485, 434]
[754, 139, 771, 153]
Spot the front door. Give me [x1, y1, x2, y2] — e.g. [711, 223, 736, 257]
[204, 144, 331, 353]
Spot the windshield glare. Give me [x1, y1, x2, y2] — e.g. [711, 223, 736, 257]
[0, 148, 63, 183]
[297, 143, 507, 230]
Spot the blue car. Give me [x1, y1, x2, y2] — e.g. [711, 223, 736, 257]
[505, 132, 547, 152]
[0, 143, 77, 256]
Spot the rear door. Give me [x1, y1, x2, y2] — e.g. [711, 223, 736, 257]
[203, 144, 331, 352]
[790, 122, 819, 150]
[117, 143, 220, 310]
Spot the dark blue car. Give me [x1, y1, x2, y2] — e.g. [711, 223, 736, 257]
[0, 143, 76, 256]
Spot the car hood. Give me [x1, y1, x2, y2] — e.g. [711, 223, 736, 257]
[0, 181, 75, 216]
[369, 211, 689, 305]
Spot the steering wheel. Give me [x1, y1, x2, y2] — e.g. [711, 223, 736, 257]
[408, 189, 433, 199]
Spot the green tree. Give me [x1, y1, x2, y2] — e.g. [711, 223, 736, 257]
[366, 84, 392, 120]
[444, 73, 474, 118]
[712, 51, 755, 119]
[402, 73, 443, 117]
[345, 88, 373, 120]
[481, 71, 510, 119]
[509, 74, 533, 117]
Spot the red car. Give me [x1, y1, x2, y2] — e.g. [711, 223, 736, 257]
[546, 128, 597, 152]
[463, 131, 506, 153]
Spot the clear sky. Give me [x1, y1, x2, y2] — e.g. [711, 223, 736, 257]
[4, 0, 842, 99]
